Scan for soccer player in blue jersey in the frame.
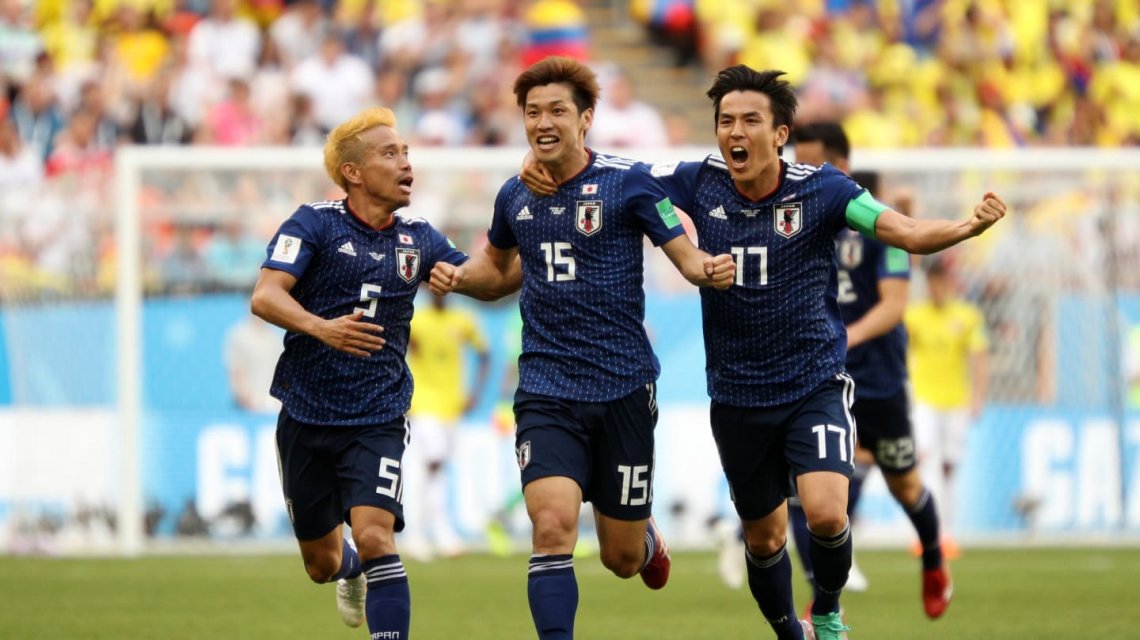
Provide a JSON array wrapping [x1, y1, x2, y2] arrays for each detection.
[[791, 122, 951, 620], [430, 56, 736, 640], [251, 107, 499, 639], [517, 67, 1005, 639], [646, 67, 1003, 640]]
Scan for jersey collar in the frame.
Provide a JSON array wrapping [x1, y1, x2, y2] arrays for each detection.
[[732, 159, 786, 204]]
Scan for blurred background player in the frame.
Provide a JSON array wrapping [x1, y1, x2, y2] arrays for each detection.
[[430, 56, 735, 640], [404, 286, 490, 559], [793, 121, 952, 619], [222, 311, 283, 413], [251, 107, 470, 638], [905, 257, 990, 559]]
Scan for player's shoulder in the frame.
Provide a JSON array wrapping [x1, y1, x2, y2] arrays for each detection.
[[785, 161, 827, 184], [592, 151, 641, 172], [301, 199, 347, 214]]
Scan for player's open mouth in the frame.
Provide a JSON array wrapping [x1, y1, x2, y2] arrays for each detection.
[[536, 135, 560, 151], [398, 176, 414, 194], [729, 145, 749, 169]]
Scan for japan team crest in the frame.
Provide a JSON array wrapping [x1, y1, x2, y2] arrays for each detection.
[[838, 236, 863, 268], [516, 441, 531, 470], [576, 200, 603, 236], [395, 247, 420, 283], [774, 202, 802, 238]]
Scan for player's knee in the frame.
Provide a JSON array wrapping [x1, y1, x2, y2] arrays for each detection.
[[806, 511, 848, 537], [303, 554, 340, 584], [530, 508, 576, 552], [355, 525, 398, 561], [599, 545, 643, 579], [743, 532, 787, 558]]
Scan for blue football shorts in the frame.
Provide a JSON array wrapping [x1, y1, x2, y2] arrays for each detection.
[[513, 383, 658, 521], [710, 374, 856, 520], [852, 388, 917, 474], [276, 411, 409, 541]]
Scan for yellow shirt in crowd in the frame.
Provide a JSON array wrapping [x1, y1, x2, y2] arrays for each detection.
[[407, 305, 487, 422], [905, 300, 988, 410]]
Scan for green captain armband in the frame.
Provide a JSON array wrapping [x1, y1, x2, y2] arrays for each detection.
[[845, 191, 889, 238]]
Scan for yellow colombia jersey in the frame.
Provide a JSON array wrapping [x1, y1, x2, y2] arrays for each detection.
[[407, 305, 487, 421], [905, 300, 988, 410]]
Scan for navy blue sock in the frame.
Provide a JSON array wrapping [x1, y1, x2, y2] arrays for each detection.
[[363, 555, 410, 639], [528, 554, 577, 640], [745, 544, 804, 640], [788, 502, 816, 598], [809, 520, 852, 617], [331, 538, 362, 581], [906, 488, 944, 571]]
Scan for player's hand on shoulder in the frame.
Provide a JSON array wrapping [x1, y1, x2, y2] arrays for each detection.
[[318, 310, 385, 357], [519, 151, 558, 196], [429, 262, 462, 296], [704, 253, 736, 290], [970, 191, 1007, 236]]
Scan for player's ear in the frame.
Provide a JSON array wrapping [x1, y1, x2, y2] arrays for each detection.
[[340, 162, 361, 187], [580, 107, 593, 134], [775, 124, 789, 148]]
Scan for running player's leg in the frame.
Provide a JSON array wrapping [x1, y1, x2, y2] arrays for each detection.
[[342, 416, 414, 638], [588, 383, 669, 587], [712, 400, 807, 640], [787, 376, 856, 636], [277, 412, 367, 627], [515, 392, 590, 640]]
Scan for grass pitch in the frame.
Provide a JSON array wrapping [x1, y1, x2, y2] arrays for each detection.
[[2, 547, 1137, 639]]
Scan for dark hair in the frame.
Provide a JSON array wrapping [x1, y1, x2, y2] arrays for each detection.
[[513, 56, 600, 115], [794, 122, 850, 161], [706, 66, 797, 129], [849, 170, 880, 195]]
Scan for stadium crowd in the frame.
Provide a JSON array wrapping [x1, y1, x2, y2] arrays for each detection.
[[0, 0, 1137, 302]]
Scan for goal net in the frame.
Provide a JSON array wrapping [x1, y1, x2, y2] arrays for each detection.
[[1, 145, 1137, 555]]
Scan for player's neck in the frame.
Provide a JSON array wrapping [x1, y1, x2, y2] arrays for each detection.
[[346, 193, 396, 230], [545, 147, 591, 185], [734, 158, 782, 201]]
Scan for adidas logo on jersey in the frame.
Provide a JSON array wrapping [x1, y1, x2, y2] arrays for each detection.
[[709, 205, 727, 219], [517, 206, 533, 220], [338, 241, 357, 256]]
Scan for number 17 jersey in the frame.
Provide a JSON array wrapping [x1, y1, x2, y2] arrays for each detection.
[[654, 157, 865, 408], [487, 151, 686, 403]]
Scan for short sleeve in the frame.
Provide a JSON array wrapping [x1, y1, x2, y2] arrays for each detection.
[[878, 245, 911, 280], [625, 163, 687, 247], [424, 224, 469, 276], [648, 159, 703, 213], [819, 166, 869, 234], [262, 205, 323, 279], [487, 179, 520, 250]]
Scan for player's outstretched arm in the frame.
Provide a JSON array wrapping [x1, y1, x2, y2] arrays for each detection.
[[251, 268, 385, 357], [430, 243, 522, 301], [874, 192, 1007, 255], [659, 235, 736, 290]]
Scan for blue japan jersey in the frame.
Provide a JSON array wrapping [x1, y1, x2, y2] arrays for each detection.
[[262, 199, 467, 426], [653, 158, 865, 407], [836, 228, 910, 400], [488, 151, 686, 402]]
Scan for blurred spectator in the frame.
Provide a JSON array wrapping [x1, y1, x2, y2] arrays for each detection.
[[204, 219, 265, 291], [108, 4, 170, 91], [37, 0, 98, 83], [374, 65, 417, 133], [9, 74, 65, 161], [128, 72, 193, 145], [378, 0, 456, 72], [588, 68, 668, 148], [0, 116, 41, 190], [45, 107, 113, 178], [290, 31, 373, 132], [335, 0, 381, 67], [662, 108, 692, 146], [0, 0, 43, 94], [223, 312, 283, 413], [187, 0, 262, 81], [411, 65, 466, 146], [268, 0, 328, 69], [75, 79, 121, 151], [201, 76, 262, 145], [159, 225, 208, 295], [631, 0, 698, 68]]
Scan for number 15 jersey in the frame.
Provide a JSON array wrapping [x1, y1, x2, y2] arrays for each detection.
[[488, 151, 686, 403]]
